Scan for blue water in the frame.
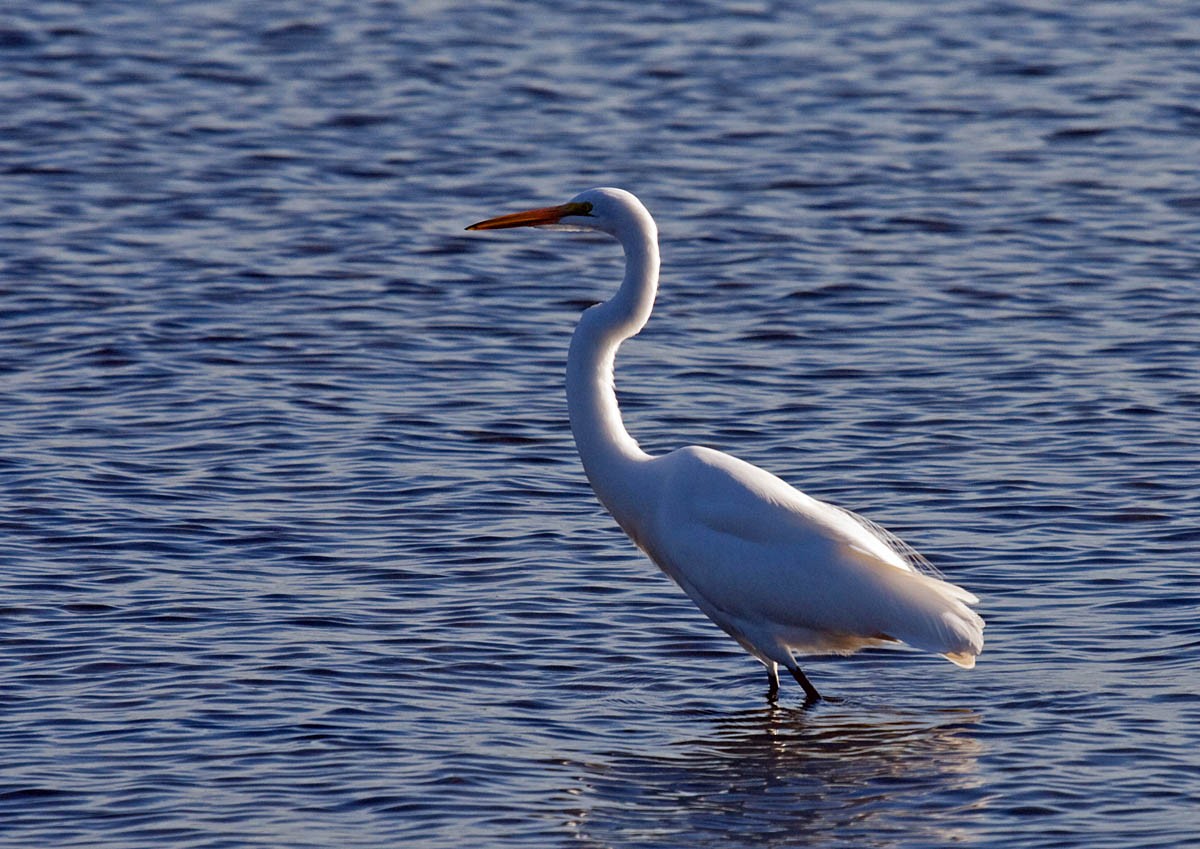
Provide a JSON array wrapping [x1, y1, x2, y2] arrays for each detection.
[[3, 2, 1199, 847]]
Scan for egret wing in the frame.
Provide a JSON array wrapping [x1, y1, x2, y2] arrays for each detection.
[[642, 446, 983, 661]]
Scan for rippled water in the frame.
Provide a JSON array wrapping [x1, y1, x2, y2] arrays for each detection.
[[3, 2, 1199, 847]]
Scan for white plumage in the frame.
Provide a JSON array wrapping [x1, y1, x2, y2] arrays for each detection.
[[469, 187, 984, 702]]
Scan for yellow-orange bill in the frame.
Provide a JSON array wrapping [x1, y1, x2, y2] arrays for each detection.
[[466, 201, 591, 231]]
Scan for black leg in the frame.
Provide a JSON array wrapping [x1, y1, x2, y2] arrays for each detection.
[[789, 666, 821, 704], [766, 663, 780, 702]]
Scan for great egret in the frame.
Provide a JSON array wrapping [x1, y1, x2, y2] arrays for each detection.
[[467, 187, 983, 703]]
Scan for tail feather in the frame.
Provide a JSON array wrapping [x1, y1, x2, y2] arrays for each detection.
[[835, 506, 983, 665], [847, 548, 985, 665], [944, 650, 976, 669], [894, 572, 985, 664]]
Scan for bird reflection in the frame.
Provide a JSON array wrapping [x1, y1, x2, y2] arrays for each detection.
[[562, 701, 985, 846]]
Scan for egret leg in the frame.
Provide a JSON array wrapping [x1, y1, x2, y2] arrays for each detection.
[[766, 662, 780, 702], [789, 666, 822, 704]]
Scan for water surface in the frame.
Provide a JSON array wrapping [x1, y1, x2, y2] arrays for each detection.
[[2, 2, 1199, 847]]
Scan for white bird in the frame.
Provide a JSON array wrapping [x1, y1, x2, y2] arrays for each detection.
[[467, 187, 983, 703]]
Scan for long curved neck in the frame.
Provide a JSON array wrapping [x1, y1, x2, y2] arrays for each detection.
[[566, 217, 659, 523]]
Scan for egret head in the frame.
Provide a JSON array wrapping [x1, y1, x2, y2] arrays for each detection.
[[467, 187, 653, 238]]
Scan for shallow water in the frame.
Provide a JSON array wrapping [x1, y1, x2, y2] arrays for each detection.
[[2, 1, 1199, 847]]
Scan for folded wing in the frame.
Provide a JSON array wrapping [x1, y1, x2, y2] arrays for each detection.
[[640, 446, 984, 665]]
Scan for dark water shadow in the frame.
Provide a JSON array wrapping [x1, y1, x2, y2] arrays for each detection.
[[561, 700, 985, 848]]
